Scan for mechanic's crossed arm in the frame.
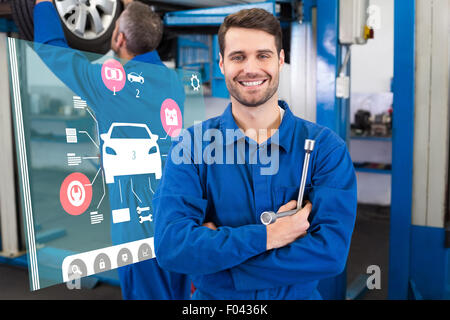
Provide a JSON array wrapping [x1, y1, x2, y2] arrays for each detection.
[[203, 200, 312, 251]]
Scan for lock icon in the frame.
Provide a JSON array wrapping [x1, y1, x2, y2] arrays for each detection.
[[99, 258, 105, 269]]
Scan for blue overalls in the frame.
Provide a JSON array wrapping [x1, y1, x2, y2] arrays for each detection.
[[34, 2, 191, 299], [153, 101, 357, 299]]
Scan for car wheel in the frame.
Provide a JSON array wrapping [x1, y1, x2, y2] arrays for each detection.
[[53, 0, 123, 54], [11, 0, 123, 54]]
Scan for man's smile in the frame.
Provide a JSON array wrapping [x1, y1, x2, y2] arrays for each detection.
[[237, 78, 268, 89]]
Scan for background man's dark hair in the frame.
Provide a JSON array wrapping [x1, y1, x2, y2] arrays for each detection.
[[119, 1, 163, 55], [218, 8, 283, 57]]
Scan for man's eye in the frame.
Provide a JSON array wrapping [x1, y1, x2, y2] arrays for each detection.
[[231, 56, 244, 61], [259, 54, 270, 59]]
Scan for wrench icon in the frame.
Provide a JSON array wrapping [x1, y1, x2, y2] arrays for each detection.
[[136, 206, 150, 215], [139, 214, 153, 224]]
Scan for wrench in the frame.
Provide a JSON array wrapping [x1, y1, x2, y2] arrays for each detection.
[[260, 139, 315, 225], [139, 214, 153, 224], [136, 206, 150, 215]]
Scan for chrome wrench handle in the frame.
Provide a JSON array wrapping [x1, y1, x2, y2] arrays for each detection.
[[297, 139, 315, 210], [260, 139, 315, 225], [260, 209, 298, 225]]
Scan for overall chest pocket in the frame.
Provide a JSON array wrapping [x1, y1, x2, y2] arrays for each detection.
[[274, 185, 312, 212]]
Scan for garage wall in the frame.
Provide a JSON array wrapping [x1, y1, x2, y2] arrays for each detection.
[[349, 0, 394, 206], [350, 0, 394, 93]]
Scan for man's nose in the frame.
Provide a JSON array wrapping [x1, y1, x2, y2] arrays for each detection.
[[242, 57, 260, 76]]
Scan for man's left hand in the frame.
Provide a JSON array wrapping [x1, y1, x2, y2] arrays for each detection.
[[203, 222, 217, 230]]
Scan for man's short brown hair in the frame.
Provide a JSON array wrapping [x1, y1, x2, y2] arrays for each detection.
[[218, 8, 282, 57], [119, 2, 163, 55]]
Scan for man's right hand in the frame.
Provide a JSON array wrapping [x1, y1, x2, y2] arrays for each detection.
[[266, 200, 312, 250]]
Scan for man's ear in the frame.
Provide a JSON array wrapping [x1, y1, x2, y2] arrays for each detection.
[[117, 32, 126, 49], [219, 53, 224, 75], [279, 49, 285, 69]]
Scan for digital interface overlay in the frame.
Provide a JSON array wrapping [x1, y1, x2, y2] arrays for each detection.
[[7, 37, 205, 291]]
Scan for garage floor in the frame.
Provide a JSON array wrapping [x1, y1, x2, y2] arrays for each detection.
[[347, 204, 390, 300], [0, 204, 390, 300], [0, 263, 122, 300]]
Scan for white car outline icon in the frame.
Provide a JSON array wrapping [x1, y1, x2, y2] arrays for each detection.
[[100, 123, 162, 184], [127, 72, 144, 84]]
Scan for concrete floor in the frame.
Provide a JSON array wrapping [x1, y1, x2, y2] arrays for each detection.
[[0, 204, 389, 300]]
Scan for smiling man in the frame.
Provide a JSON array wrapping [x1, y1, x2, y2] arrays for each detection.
[[153, 8, 357, 300]]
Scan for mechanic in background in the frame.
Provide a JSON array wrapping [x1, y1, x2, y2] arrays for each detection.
[[34, 0, 190, 300]]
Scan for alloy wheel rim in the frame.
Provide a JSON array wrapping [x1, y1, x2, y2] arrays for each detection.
[[54, 0, 118, 40]]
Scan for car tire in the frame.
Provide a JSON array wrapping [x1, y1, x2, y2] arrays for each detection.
[[11, 0, 123, 54], [11, 0, 35, 41], [54, 0, 123, 54]]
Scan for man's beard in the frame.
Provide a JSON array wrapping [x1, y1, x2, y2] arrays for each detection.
[[226, 75, 279, 108]]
